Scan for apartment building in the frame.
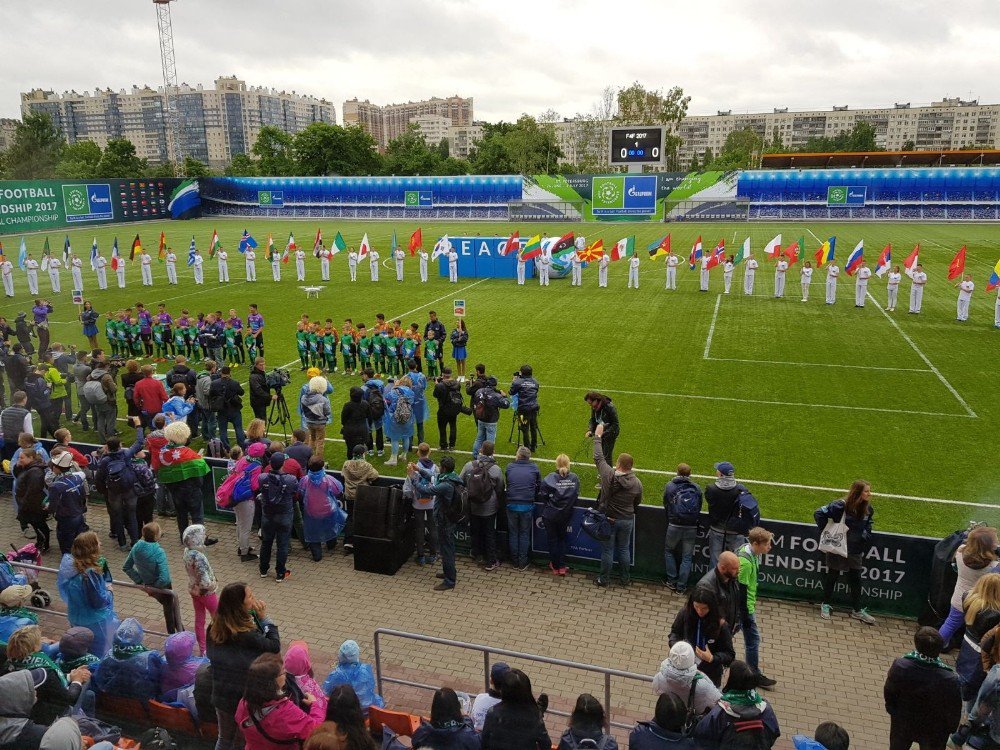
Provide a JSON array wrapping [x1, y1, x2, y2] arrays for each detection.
[[343, 96, 473, 149]]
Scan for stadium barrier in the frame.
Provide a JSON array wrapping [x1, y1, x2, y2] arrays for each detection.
[[54, 439, 938, 619]]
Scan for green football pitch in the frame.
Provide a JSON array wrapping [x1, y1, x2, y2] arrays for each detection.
[[5, 218, 1000, 538]]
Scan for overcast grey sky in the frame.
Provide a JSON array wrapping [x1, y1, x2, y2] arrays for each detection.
[[2, 0, 998, 122]]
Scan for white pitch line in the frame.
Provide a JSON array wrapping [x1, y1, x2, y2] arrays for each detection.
[[703, 294, 721, 359], [273, 431, 999, 510], [390, 278, 488, 320], [866, 291, 978, 417], [804, 228, 822, 244], [537, 384, 971, 419], [705, 356, 932, 373]]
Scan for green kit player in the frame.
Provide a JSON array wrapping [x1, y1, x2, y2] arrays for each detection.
[[224, 322, 239, 367], [424, 331, 440, 378], [295, 323, 309, 370]]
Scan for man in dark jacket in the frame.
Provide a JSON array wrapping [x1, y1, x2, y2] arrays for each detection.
[[248, 356, 272, 420], [510, 364, 540, 452], [410, 454, 464, 591], [72, 350, 93, 430], [460, 441, 504, 571], [662, 463, 703, 593], [432, 367, 463, 451], [504, 446, 540, 571], [94, 419, 145, 551], [695, 551, 742, 631], [470, 376, 509, 460], [5, 343, 30, 395], [884, 627, 962, 750], [166, 354, 200, 440], [593, 423, 642, 587], [1, 390, 32, 460], [195, 360, 219, 442], [258, 452, 299, 582], [705, 460, 746, 569], [585, 391, 619, 463], [209, 366, 246, 450], [423, 311, 446, 351]]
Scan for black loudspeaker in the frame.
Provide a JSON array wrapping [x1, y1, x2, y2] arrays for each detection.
[[353, 484, 408, 540], [353, 531, 414, 575]]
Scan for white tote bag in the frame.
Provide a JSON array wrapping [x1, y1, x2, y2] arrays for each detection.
[[818, 514, 850, 557]]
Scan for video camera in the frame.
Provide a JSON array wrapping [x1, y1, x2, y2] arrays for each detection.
[[265, 367, 292, 390]]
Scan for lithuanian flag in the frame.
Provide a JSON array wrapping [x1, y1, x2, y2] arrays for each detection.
[[519, 235, 542, 261]]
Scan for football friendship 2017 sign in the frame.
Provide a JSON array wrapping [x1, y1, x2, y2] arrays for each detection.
[[591, 175, 658, 216], [62, 184, 113, 222], [827, 185, 868, 206], [405, 190, 434, 208], [258, 190, 284, 207]]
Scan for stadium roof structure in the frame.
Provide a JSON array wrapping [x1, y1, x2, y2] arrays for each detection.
[[761, 149, 1000, 169]]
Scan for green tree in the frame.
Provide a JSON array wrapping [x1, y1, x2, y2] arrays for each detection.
[[901, 139, 916, 151], [436, 138, 450, 159], [147, 161, 177, 178], [292, 122, 381, 176], [469, 122, 516, 174], [381, 126, 444, 175], [707, 128, 763, 171], [798, 121, 882, 153], [225, 153, 259, 176], [615, 82, 690, 170], [764, 132, 785, 154], [252, 126, 295, 176], [688, 153, 700, 172], [97, 138, 147, 177], [181, 156, 212, 177], [2, 112, 65, 179], [847, 121, 879, 151], [55, 141, 103, 179]]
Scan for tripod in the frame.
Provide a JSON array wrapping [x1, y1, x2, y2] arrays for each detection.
[[268, 388, 293, 442], [508, 409, 545, 449]]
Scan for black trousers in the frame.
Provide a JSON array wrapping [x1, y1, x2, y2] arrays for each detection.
[[517, 408, 539, 450], [437, 411, 457, 449], [822, 568, 862, 610]]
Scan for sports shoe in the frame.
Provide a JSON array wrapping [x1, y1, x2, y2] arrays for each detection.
[[259, 571, 269, 578], [819, 603, 832, 620], [485, 561, 501, 572], [416, 556, 425, 566], [557, 567, 568, 576], [435, 572, 445, 579], [756, 674, 777, 689], [951, 724, 972, 747], [426, 555, 438, 565], [433, 582, 454, 591], [276, 571, 290, 582], [384, 456, 397, 466], [594, 577, 608, 588], [205, 537, 219, 546], [240, 553, 258, 562], [851, 608, 876, 625], [518, 564, 530, 572]]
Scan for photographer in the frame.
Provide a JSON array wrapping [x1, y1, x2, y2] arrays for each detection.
[[510, 364, 540, 452], [249, 356, 274, 420], [31, 299, 53, 355], [432, 367, 464, 451], [209, 366, 246, 450], [470, 376, 510, 460], [584, 391, 620, 463]]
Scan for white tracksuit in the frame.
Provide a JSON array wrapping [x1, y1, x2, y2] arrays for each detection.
[[666, 255, 678, 289], [217, 250, 229, 282], [801, 267, 814, 300], [855, 267, 871, 306], [909, 272, 927, 313], [957, 280, 974, 321], [394, 250, 405, 281], [71, 258, 84, 291], [419, 251, 429, 282], [245, 250, 256, 281], [629, 256, 641, 288], [886, 272, 901, 310], [774, 261, 787, 297], [141, 255, 153, 286], [825, 265, 839, 304], [599, 255, 609, 288], [165, 253, 177, 284], [294, 250, 306, 281], [369, 251, 380, 281], [744, 258, 758, 295]]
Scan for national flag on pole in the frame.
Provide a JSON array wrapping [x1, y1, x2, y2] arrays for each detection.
[[986, 258, 1000, 292], [648, 234, 670, 259], [784, 237, 803, 266], [845, 241, 864, 276], [947, 245, 967, 280], [90, 238, 98, 270], [409, 228, 423, 256], [186, 236, 196, 266], [238, 230, 257, 255], [391, 230, 398, 255], [814, 237, 835, 268], [764, 234, 782, 259], [157, 231, 166, 261], [41, 237, 51, 271], [875, 244, 892, 278], [688, 236, 703, 270], [579, 238, 604, 262], [267, 234, 276, 262], [0, 240, 5, 264], [500, 231, 519, 257], [358, 233, 372, 261], [903, 245, 920, 277], [283, 233, 295, 263], [312, 228, 323, 258], [63, 235, 71, 263], [332, 231, 347, 255], [18, 238, 27, 270], [110, 237, 120, 271], [130, 234, 141, 261], [610, 236, 635, 261], [519, 235, 542, 261], [733, 237, 750, 265], [706, 239, 725, 270], [549, 232, 575, 259], [208, 229, 221, 258]]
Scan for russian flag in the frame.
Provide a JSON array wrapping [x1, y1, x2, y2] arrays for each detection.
[[875, 243, 892, 278], [90, 237, 98, 270], [845, 241, 864, 276], [987, 258, 1000, 293], [688, 236, 703, 270]]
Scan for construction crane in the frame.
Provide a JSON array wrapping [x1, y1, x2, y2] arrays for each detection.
[[153, 0, 182, 165]]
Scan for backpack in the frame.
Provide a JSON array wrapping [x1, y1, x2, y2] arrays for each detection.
[[123, 384, 135, 404], [207, 383, 226, 413], [447, 387, 464, 410], [366, 386, 385, 420], [217, 462, 259, 509], [667, 482, 702, 524], [729, 488, 761, 535], [392, 389, 412, 425], [564, 734, 609, 750], [259, 472, 296, 512], [719, 715, 771, 750], [132, 461, 157, 497], [82, 379, 108, 405], [102, 456, 136, 495], [440, 477, 469, 524], [205, 438, 225, 459], [472, 388, 499, 423], [465, 460, 494, 506]]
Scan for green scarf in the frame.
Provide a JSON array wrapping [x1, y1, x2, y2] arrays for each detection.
[[10, 651, 68, 686], [721, 689, 764, 708], [59, 653, 100, 672], [903, 650, 954, 671], [0, 606, 38, 623], [112, 642, 150, 659]]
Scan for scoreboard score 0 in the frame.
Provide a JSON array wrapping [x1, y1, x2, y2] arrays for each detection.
[[609, 126, 665, 165]]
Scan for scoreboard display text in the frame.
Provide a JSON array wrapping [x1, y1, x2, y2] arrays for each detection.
[[609, 127, 665, 164]]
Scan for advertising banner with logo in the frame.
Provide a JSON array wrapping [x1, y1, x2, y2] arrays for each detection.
[[827, 185, 868, 206], [0, 178, 196, 234], [592, 175, 658, 216]]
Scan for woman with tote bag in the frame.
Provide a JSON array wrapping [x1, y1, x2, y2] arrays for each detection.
[[814, 480, 876, 625]]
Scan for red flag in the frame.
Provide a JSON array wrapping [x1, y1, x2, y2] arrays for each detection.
[[947, 245, 967, 280], [501, 231, 519, 256], [903, 244, 920, 277], [312, 228, 323, 257], [706, 239, 725, 270], [408, 228, 422, 257], [784, 242, 800, 266]]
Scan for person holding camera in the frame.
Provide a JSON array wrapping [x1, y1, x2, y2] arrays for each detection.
[[510, 365, 540, 452], [471, 377, 510, 460], [209, 366, 246, 451], [249, 357, 274, 421], [432, 367, 464, 451]]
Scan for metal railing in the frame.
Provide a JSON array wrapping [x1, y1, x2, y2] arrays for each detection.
[[373, 628, 652, 732], [9, 560, 182, 639]]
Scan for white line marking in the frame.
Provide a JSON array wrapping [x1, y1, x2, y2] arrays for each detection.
[[705, 356, 932, 373], [703, 294, 721, 359], [538, 383, 971, 418], [274, 430, 998, 510], [390, 278, 488, 320], [866, 291, 978, 417], [805, 228, 822, 244]]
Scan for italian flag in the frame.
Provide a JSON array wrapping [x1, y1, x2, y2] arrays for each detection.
[[157, 444, 210, 484], [358, 233, 371, 261], [733, 237, 750, 265], [282, 232, 295, 263], [267, 234, 276, 262], [209, 229, 221, 258], [332, 231, 347, 255], [610, 236, 635, 262]]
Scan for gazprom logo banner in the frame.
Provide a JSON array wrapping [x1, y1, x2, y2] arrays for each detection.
[[592, 175, 657, 216], [827, 185, 867, 206], [258, 190, 283, 207], [63, 183, 113, 222]]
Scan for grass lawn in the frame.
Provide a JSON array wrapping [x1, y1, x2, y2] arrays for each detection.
[[6, 218, 1000, 538]]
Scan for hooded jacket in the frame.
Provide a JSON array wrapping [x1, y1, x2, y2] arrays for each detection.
[[284, 643, 327, 714], [651, 658, 722, 718], [235, 692, 326, 750], [504, 458, 540, 507], [160, 631, 207, 700], [40, 717, 82, 750], [300, 391, 332, 427], [593, 436, 642, 520], [340, 458, 379, 501], [182, 525, 217, 597], [628, 721, 698, 749], [540, 470, 580, 523], [433, 378, 465, 418], [412, 717, 481, 749], [122, 539, 171, 588], [56, 554, 118, 656], [883, 653, 962, 740], [0, 670, 47, 749], [165, 363, 197, 392], [93, 618, 163, 702], [320, 640, 384, 716], [693, 694, 780, 748]]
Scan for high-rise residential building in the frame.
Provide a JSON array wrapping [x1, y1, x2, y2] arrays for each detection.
[[447, 124, 484, 159], [0, 118, 19, 152], [410, 114, 452, 146], [343, 96, 473, 149], [20, 76, 334, 168]]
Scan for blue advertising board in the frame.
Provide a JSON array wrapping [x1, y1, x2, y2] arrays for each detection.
[[435, 236, 529, 279], [592, 175, 658, 216]]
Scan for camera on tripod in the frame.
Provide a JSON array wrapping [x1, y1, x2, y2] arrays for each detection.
[[265, 367, 291, 390]]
